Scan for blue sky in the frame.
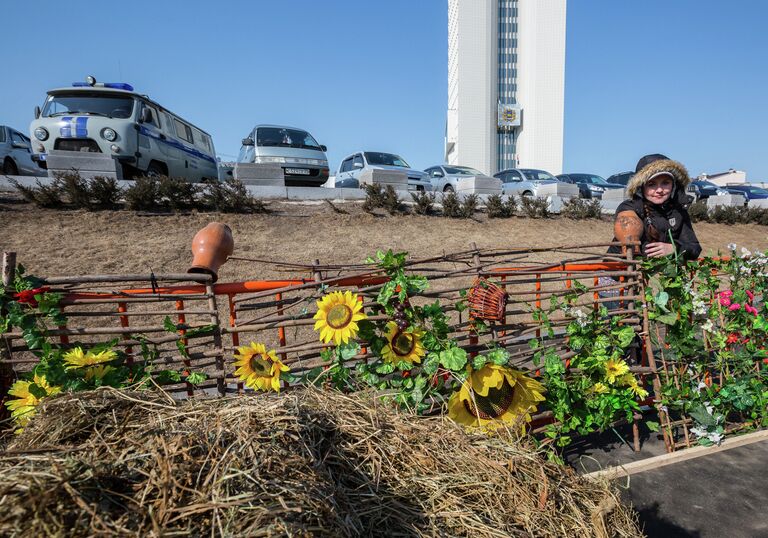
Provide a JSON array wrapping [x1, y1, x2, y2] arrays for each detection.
[[2, 1, 766, 179]]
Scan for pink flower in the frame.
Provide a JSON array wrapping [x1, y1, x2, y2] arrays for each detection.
[[746, 290, 755, 301], [719, 290, 733, 298], [745, 305, 758, 316], [719, 296, 732, 307], [728, 303, 742, 311]]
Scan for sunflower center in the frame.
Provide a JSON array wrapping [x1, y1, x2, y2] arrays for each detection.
[[392, 331, 416, 356], [464, 379, 516, 420], [327, 304, 353, 329], [249, 356, 272, 376]]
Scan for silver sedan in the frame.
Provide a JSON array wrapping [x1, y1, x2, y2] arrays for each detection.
[[424, 165, 494, 193], [493, 168, 562, 197]]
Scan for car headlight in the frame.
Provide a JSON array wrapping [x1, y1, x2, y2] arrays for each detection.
[[101, 128, 117, 142], [34, 127, 49, 141], [255, 156, 286, 164], [591, 186, 605, 192], [716, 189, 728, 195]]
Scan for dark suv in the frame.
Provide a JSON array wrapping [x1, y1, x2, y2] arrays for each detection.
[[557, 173, 624, 199], [606, 171, 634, 186]]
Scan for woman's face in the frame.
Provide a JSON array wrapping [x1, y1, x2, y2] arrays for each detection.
[[643, 175, 674, 205]]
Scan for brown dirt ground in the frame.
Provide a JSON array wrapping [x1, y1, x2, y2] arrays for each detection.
[[0, 196, 764, 281]]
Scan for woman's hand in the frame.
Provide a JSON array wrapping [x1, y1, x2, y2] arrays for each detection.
[[644, 242, 675, 257]]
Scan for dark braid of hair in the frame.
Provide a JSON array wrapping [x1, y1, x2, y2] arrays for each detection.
[[643, 199, 661, 242]]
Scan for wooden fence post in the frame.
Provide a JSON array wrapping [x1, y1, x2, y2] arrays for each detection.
[[2, 252, 16, 288]]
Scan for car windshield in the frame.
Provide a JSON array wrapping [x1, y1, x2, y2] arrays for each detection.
[[698, 181, 718, 188], [572, 174, 609, 185], [365, 152, 410, 167], [42, 92, 135, 118], [256, 127, 321, 150], [443, 166, 482, 176], [520, 169, 557, 182], [742, 186, 768, 195]]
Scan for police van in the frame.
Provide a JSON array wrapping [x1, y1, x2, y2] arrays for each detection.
[[29, 76, 217, 181]]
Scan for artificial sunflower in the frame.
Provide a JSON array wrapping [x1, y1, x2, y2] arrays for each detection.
[[620, 374, 649, 398], [63, 347, 117, 370], [448, 364, 545, 433], [233, 342, 289, 392], [604, 358, 629, 384], [84, 365, 115, 382], [381, 321, 426, 365], [313, 290, 367, 345], [590, 382, 609, 395], [5, 374, 61, 431]]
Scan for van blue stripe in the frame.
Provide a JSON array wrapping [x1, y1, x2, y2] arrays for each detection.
[[75, 117, 88, 137], [60, 117, 72, 137], [138, 125, 216, 165]]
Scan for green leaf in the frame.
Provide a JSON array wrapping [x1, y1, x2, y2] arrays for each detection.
[[472, 354, 488, 370], [422, 353, 440, 375], [28, 382, 49, 399], [439, 346, 468, 371], [486, 347, 509, 365], [338, 342, 360, 361], [185, 371, 207, 385], [655, 312, 679, 326], [645, 420, 660, 432], [375, 362, 395, 375], [163, 316, 177, 332], [654, 291, 669, 309], [156, 370, 182, 384]]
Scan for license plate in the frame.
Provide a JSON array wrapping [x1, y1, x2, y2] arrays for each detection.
[[285, 168, 310, 175]]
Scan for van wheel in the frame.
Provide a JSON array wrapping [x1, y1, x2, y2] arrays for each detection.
[[3, 159, 18, 175], [522, 191, 533, 198], [146, 161, 167, 178], [443, 185, 454, 193]]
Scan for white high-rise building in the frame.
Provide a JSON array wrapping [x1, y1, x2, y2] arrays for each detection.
[[446, 0, 567, 176]]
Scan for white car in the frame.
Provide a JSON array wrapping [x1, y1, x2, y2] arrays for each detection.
[[424, 165, 494, 193], [334, 151, 431, 191], [1, 125, 40, 175]]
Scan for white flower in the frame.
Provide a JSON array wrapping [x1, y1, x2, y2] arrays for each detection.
[[728, 243, 737, 251], [741, 247, 752, 258], [696, 381, 707, 392], [704, 402, 714, 415], [701, 319, 715, 333]]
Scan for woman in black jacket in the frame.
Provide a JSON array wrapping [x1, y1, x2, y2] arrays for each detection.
[[608, 154, 702, 260]]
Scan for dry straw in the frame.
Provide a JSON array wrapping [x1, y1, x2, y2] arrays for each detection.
[[0, 388, 641, 537]]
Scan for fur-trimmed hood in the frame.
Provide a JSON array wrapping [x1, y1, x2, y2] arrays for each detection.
[[626, 158, 690, 198]]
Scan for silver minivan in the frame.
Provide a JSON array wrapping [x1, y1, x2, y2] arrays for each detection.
[[237, 125, 329, 186]]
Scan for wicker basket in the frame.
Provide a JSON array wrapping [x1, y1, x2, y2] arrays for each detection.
[[467, 278, 508, 321]]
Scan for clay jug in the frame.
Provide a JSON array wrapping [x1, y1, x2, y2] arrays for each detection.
[[188, 223, 234, 282], [614, 211, 643, 255]]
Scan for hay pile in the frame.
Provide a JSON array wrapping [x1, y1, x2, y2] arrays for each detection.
[[0, 388, 642, 537]]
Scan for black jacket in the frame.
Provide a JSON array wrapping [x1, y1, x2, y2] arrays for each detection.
[[608, 190, 702, 260]]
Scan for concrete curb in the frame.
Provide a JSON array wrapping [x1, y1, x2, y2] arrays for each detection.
[[585, 428, 768, 480]]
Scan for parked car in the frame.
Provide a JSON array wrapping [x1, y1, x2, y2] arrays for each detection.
[[493, 167, 562, 197], [606, 171, 635, 187], [238, 125, 329, 186], [686, 180, 729, 201], [724, 184, 768, 204], [334, 151, 431, 191], [424, 165, 492, 193], [556, 173, 624, 199], [1, 125, 39, 175]]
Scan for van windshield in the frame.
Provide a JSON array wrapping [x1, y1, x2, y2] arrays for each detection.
[[364, 152, 410, 167], [43, 92, 135, 119], [257, 127, 321, 150]]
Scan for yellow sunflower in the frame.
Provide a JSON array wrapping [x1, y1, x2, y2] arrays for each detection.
[[62, 347, 117, 370], [313, 290, 367, 345], [620, 374, 649, 398], [381, 321, 426, 365], [448, 364, 545, 433], [604, 358, 630, 384], [590, 382, 609, 395], [233, 342, 289, 392], [84, 365, 115, 382], [5, 374, 61, 431]]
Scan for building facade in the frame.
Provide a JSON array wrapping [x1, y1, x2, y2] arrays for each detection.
[[446, 0, 567, 176]]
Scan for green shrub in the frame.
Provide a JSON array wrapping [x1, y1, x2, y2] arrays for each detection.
[[124, 176, 161, 211], [559, 197, 602, 219], [460, 194, 479, 218], [519, 196, 551, 218], [53, 170, 91, 209], [410, 190, 436, 215], [89, 176, 122, 208], [687, 201, 709, 222], [708, 205, 744, 225], [362, 184, 403, 214], [9, 178, 63, 208], [486, 194, 517, 218], [158, 176, 199, 211], [441, 191, 462, 218], [200, 179, 268, 213]]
